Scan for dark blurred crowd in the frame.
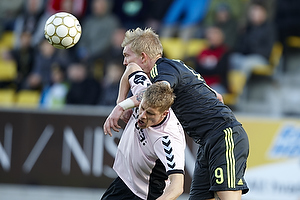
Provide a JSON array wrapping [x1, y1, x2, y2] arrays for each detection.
[[0, 0, 299, 108]]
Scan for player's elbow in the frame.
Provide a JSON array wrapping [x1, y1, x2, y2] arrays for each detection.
[[171, 186, 184, 200], [177, 187, 184, 197], [178, 184, 184, 195], [171, 174, 184, 197]]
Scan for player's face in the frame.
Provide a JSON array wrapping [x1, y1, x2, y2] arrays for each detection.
[[137, 99, 168, 129], [123, 45, 143, 68]]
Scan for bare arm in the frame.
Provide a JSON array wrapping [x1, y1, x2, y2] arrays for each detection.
[[157, 174, 184, 200], [117, 63, 142, 103], [103, 63, 145, 136]]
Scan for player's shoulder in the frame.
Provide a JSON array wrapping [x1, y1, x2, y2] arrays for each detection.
[[157, 57, 174, 66], [156, 58, 185, 71], [128, 70, 149, 83], [127, 63, 143, 73], [128, 63, 147, 80], [161, 110, 184, 135], [152, 58, 178, 75], [128, 68, 151, 94]]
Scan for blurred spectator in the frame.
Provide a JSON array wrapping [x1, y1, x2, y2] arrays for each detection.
[[98, 60, 124, 106], [91, 28, 126, 81], [40, 65, 69, 108], [204, 0, 245, 26], [46, 0, 88, 20], [229, 1, 276, 78], [76, 0, 120, 74], [13, 0, 48, 49], [145, 0, 173, 33], [112, 0, 148, 30], [208, 2, 239, 49], [0, 0, 23, 37], [160, 0, 210, 41], [186, 26, 230, 94], [25, 39, 71, 90], [2, 31, 35, 90], [275, 0, 300, 45], [66, 62, 101, 105], [103, 28, 126, 66], [258, 0, 276, 20]]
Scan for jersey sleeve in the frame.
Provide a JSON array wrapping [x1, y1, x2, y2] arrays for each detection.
[[128, 71, 152, 95], [150, 61, 180, 88], [153, 135, 185, 175]]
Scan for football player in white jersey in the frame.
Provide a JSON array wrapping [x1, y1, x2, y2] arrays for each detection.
[[101, 63, 186, 200]]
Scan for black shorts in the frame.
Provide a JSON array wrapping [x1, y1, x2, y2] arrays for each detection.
[[189, 125, 250, 200], [101, 177, 142, 200]]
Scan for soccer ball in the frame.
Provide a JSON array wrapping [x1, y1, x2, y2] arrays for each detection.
[[44, 12, 81, 49]]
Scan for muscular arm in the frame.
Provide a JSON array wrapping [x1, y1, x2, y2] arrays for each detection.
[[117, 63, 142, 103], [103, 63, 146, 136], [157, 173, 184, 200]]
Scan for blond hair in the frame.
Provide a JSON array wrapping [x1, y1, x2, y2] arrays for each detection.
[[143, 82, 175, 113], [121, 27, 163, 59]]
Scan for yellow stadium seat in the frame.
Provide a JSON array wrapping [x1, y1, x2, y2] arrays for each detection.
[[161, 37, 208, 60], [0, 89, 15, 106], [0, 31, 15, 49], [252, 42, 283, 76], [223, 70, 247, 106], [161, 38, 186, 59], [0, 60, 17, 81], [223, 42, 282, 106], [185, 39, 208, 57], [286, 36, 300, 48], [15, 90, 41, 108]]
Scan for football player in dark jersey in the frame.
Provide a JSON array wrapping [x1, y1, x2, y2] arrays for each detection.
[[103, 28, 249, 200]]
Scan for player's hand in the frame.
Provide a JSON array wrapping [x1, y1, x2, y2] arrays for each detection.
[[103, 105, 124, 136], [120, 109, 133, 124]]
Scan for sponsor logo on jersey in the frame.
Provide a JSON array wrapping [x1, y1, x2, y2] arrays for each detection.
[[134, 74, 147, 85]]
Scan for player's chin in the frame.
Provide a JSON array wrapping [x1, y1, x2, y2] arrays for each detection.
[[137, 120, 146, 129]]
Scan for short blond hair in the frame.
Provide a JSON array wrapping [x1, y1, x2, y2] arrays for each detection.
[[143, 82, 175, 113], [121, 27, 163, 59]]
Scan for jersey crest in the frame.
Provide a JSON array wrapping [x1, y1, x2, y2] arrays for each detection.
[[134, 74, 147, 85]]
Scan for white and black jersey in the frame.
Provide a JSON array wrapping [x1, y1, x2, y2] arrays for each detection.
[[113, 71, 186, 200]]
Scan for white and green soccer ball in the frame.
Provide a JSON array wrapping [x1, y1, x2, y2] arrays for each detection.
[[44, 12, 81, 49]]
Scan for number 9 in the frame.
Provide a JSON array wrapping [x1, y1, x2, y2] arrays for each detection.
[[215, 167, 224, 184]]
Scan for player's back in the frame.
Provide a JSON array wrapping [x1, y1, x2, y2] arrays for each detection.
[[150, 57, 241, 141]]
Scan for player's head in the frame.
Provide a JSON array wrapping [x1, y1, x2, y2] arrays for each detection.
[[137, 82, 175, 129], [205, 26, 224, 47], [122, 27, 163, 59], [122, 28, 163, 74]]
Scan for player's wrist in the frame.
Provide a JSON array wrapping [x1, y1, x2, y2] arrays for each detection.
[[118, 98, 135, 110]]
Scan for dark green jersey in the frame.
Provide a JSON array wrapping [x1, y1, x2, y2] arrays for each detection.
[[150, 58, 241, 141]]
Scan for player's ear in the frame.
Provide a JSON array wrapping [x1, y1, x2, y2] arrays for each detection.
[[162, 110, 169, 118], [141, 52, 148, 63]]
